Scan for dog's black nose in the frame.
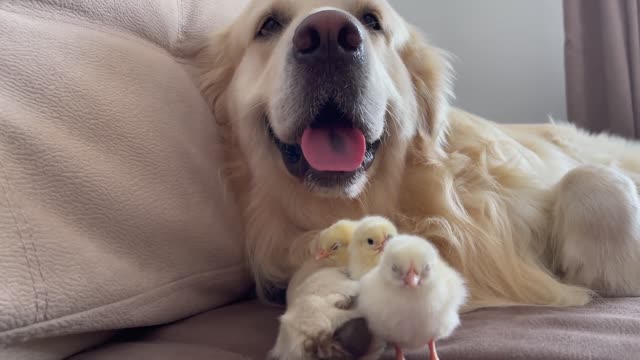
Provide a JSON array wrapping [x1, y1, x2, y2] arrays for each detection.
[[293, 10, 363, 63]]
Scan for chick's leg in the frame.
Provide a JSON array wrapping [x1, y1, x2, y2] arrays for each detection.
[[428, 339, 440, 360], [394, 344, 405, 360]]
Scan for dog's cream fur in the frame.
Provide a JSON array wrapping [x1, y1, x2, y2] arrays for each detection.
[[268, 263, 364, 359], [197, 0, 640, 316]]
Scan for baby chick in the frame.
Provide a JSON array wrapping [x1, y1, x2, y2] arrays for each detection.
[[358, 234, 468, 360], [314, 219, 359, 267], [287, 219, 357, 306], [348, 216, 398, 280]]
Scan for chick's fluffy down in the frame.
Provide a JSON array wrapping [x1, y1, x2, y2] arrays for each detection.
[[358, 236, 468, 350]]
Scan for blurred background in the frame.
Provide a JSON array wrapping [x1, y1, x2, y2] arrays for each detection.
[[392, 0, 639, 141], [393, 0, 565, 124]]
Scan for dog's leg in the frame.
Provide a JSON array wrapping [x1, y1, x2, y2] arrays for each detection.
[[552, 165, 640, 296], [270, 294, 366, 360], [269, 316, 314, 360]]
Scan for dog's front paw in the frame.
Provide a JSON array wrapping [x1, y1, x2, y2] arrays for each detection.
[[299, 317, 381, 360], [330, 293, 357, 310], [303, 330, 352, 360]]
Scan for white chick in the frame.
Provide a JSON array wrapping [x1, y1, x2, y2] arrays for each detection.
[[348, 216, 398, 280], [358, 234, 468, 360]]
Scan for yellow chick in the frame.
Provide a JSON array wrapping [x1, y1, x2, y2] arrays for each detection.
[[348, 216, 398, 280], [287, 219, 358, 305], [313, 219, 358, 267]]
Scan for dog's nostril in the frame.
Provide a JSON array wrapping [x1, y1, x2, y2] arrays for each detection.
[[306, 29, 321, 54], [294, 28, 321, 54], [293, 10, 366, 63], [338, 24, 362, 52]]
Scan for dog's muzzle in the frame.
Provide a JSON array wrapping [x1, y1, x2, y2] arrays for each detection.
[[268, 9, 383, 192]]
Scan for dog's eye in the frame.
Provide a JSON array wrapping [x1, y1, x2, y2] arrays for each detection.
[[362, 13, 382, 31], [257, 17, 282, 38]]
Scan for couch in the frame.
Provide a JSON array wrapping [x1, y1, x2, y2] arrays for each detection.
[[1, 1, 639, 359]]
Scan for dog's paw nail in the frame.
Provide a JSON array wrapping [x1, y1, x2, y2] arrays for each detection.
[[334, 300, 351, 310], [318, 330, 332, 343], [303, 338, 316, 352]]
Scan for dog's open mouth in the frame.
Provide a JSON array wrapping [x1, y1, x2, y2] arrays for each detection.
[[268, 100, 381, 188]]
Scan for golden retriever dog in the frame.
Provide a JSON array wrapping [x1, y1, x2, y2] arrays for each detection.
[[197, 0, 640, 357]]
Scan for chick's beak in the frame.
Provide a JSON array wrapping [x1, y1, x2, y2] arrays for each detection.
[[315, 249, 330, 260], [374, 237, 389, 252], [403, 266, 420, 288]]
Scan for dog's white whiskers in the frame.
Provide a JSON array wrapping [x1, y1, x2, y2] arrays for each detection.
[[247, 101, 267, 114], [385, 104, 405, 137]]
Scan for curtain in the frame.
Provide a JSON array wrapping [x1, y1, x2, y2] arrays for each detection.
[[564, 0, 640, 139]]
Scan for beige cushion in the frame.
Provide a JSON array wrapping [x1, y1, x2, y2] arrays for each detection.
[[69, 298, 640, 360], [0, 1, 249, 358]]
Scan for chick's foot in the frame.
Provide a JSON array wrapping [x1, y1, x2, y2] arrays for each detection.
[[429, 340, 440, 360], [394, 344, 405, 360]]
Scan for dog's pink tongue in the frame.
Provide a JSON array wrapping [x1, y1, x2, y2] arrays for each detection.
[[301, 127, 366, 172]]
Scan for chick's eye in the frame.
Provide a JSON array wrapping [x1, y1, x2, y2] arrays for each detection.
[[392, 265, 400, 273], [362, 13, 382, 31], [367, 238, 375, 245], [257, 17, 282, 38], [330, 243, 340, 251]]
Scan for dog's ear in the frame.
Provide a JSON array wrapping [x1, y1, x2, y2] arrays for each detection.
[[401, 27, 454, 150], [195, 28, 237, 112]]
